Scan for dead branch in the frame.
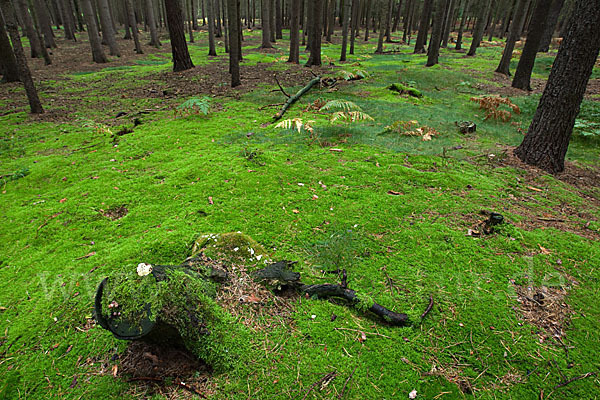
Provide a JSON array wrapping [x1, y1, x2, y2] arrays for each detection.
[[273, 76, 321, 121], [339, 366, 358, 399], [273, 75, 290, 98], [302, 371, 337, 400], [421, 295, 434, 319], [554, 372, 597, 389]]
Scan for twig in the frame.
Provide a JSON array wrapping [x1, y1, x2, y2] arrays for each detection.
[[302, 371, 336, 400], [538, 217, 565, 222], [36, 212, 63, 238], [274, 75, 290, 98], [554, 372, 597, 389], [421, 295, 434, 319], [334, 327, 391, 339], [339, 366, 358, 399], [175, 381, 207, 397], [340, 269, 347, 289], [258, 103, 285, 110], [126, 377, 163, 383]]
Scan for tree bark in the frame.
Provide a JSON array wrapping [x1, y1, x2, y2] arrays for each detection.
[[455, 0, 468, 50], [413, 0, 433, 53], [16, 0, 43, 58], [495, 0, 530, 75], [146, 0, 161, 47], [0, 9, 20, 82], [80, 0, 107, 62], [340, 0, 351, 60], [511, 0, 551, 90], [58, 0, 76, 39], [206, 0, 217, 55], [97, 0, 120, 56], [227, 0, 240, 86], [305, 0, 322, 66], [440, 0, 455, 47], [538, 0, 565, 52], [383, 0, 393, 42], [287, 0, 299, 63], [275, 0, 282, 38], [33, 0, 56, 48], [260, 0, 272, 47], [349, 0, 359, 53], [0, 0, 43, 113], [514, 0, 600, 174], [375, 0, 388, 53], [165, 0, 194, 71], [426, 0, 447, 66], [466, 0, 490, 56]]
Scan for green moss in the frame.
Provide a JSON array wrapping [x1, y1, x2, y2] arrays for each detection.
[[191, 232, 271, 266]]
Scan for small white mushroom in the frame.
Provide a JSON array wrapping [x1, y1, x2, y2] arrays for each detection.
[[137, 263, 153, 276]]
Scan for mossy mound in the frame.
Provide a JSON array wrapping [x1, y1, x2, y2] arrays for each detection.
[[387, 83, 424, 98], [191, 232, 271, 266]]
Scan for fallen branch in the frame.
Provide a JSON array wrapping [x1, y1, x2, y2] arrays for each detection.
[[421, 295, 434, 319], [554, 372, 597, 389], [273, 76, 321, 121], [274, 75, 290, 98], [339, 366, 358, 399]]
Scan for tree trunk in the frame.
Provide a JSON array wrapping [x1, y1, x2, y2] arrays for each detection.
[[340, 0, 351, 60], [383, 0, 393, 42], [227, 0, 240, 86], [222, 0, 229, 52], [146, 0, 161, 47], [260, 0, 272, 47], [192, 0, 199, 28], [511, 0, 551, 90], [0, 9, 21, 82], [80, 0, 107, 62], [402, 0, 412, 43], [269, 0, 275, 41], [374, 0, 388, 53], [127, 0, 143, 53], [58, 0, 76, 39], [275, 0, 282, 38], [33, 0, 56, 48], [426, 0, 446, 66], [495, 0, 530, 75], [165, 0, 194, 71], [287, 0, 299, 62], [538, 0, 564, 52], [305, 0, 322, 66], [16, 0, 43, 58], [413, 0, 433, 53], [349, 0, 359, 53], [466, 0, 490, 56], [514, 0, 600, 174], [455, 0, 468, 50], [0, 0, 43, 113], [440, 0, 455, 47], [97, 0, 120, 55], [391, 0, 403, 32], [364, 0, 371, 41], [206, 0, 217, 55]]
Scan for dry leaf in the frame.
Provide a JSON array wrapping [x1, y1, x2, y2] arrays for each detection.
[[538, 244, 551, 255], [112, 365, 118, 377], [387, 190, 403, 196], [527, 186, 543, 192], [75, 252, 96, 260], [292, 209, 300, 214], [59, 198, 67, 203]]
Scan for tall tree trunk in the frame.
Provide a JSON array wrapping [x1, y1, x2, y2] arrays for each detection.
[[0, 0, 43, 113], [514, 0, 600, 174], [349, 0, 358, 52], [413, 0, 433, 53], [455, 0, 468, 50], [364, 0, 371, 41], [97, 0, 120, 55], [192, 0, 199, 28], [374, 0, 388, 53], [440, 0, 454, 47], [402, 0, 412, 43], [306, 0, 322, 66], [511, 0, 551, 90], [340, 0, 351, 60], [383, 0, 393, 42], [186, 0, 195, 43], [207, 0, 217, 55], [216, 0, 223, 35], [326, 0, 334, 41], [16, 0, 43, 58], [0, 9, 21, 82], [495, 0, 530, 75], [165, 0, 194, 71], [466, 0, 490, 55], [426, 0, 446, 66], [33, 0, 56, 48], [275, 0, 282, 38], [391, 0, 403, 32], [126, 0, 143, 53], [269, 0, 275, 41], [80, 0, 107, 62], [145, 0, 161, 47], [287, 0, 299, 62], [58, 0, 76, 39], [538, 0, 565, 52], [222, 0, 229, 51], [260, 0, 272, 47], [227, 0, 240, 86]]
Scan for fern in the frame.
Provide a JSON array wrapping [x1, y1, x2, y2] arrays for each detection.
[[337, 69, 370, 81], [331, 111, 374, 123], [275, 118, 315, 134], [470, 96, 520, 121], [176, 97, 211, 116], [319, 100, 362, 112]]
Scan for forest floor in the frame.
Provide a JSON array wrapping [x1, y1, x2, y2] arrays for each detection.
[[1, 27, 600, 400]]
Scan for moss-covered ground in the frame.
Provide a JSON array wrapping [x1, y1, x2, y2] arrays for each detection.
[[1, 28, 599, 399]]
